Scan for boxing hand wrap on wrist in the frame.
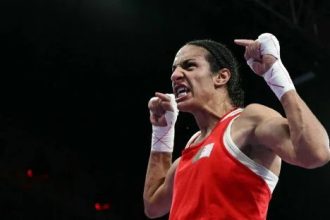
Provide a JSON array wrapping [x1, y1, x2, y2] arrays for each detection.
[[251, 33, 295, 100], [151, 94, 178, 152], [262, 60, 295, 100]]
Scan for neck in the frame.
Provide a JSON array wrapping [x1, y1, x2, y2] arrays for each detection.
[[193, 99, 234, 140]]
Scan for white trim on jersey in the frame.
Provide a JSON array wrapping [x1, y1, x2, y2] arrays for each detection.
[[223, 116, 279, 193], [220, 108, 244, 122], [186, 108, 244, 149]]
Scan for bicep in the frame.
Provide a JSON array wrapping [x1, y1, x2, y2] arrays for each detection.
[[254, 116, 299, 166]]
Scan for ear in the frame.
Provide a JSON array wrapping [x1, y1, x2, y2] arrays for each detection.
[[213, 68, 231, 87]]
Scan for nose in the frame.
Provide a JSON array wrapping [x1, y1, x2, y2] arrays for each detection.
[[171, 66, 184, 83]]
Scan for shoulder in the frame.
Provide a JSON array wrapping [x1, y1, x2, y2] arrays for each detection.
[[239, 103, 283, 123], [231, 104, 284, 144]]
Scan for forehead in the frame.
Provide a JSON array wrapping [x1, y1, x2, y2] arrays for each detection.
[[173, 44, 209, 64]]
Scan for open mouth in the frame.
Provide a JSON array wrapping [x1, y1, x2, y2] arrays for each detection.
[[175, 85, 190, 98]]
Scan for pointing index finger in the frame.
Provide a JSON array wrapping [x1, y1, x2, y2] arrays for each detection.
[[234, 39, 255, 47]]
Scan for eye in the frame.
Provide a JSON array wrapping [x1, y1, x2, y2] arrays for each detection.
[[182, 61, 196, 71]]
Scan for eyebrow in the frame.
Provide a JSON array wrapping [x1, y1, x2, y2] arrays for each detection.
[[172, 58, 195, 71]]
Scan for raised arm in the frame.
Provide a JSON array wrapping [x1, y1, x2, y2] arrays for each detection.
[[235, 33, 330, 168], [143, 92, 179, 218]]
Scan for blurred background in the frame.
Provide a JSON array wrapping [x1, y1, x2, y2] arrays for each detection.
[[1, 0, 330, 219]]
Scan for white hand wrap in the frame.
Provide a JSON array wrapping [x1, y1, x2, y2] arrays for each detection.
[[151, 94, 179, 152], [248, 33, 295, 100]]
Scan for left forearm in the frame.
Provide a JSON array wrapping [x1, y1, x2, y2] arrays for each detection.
[[281, 91, 330, 167]]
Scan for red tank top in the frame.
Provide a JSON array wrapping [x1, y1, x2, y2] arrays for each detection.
[[169, 108, 276, 220]]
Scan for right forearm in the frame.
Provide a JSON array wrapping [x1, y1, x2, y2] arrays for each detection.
[[143, 152, 173, 218], [144, 93, 178, 217], [144, 152, 172, 201], [145, 94, 177, 201]]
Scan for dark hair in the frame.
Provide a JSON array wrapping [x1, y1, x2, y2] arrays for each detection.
[[186, 39, 244, 107]]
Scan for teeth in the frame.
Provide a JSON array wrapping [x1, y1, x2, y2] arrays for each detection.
[[175, 86, 189, 98], [178, 92, 187, 98], [177, 87, 186, 94]]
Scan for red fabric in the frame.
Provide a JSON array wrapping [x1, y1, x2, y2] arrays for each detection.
[[169, 110, 271, 220]]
